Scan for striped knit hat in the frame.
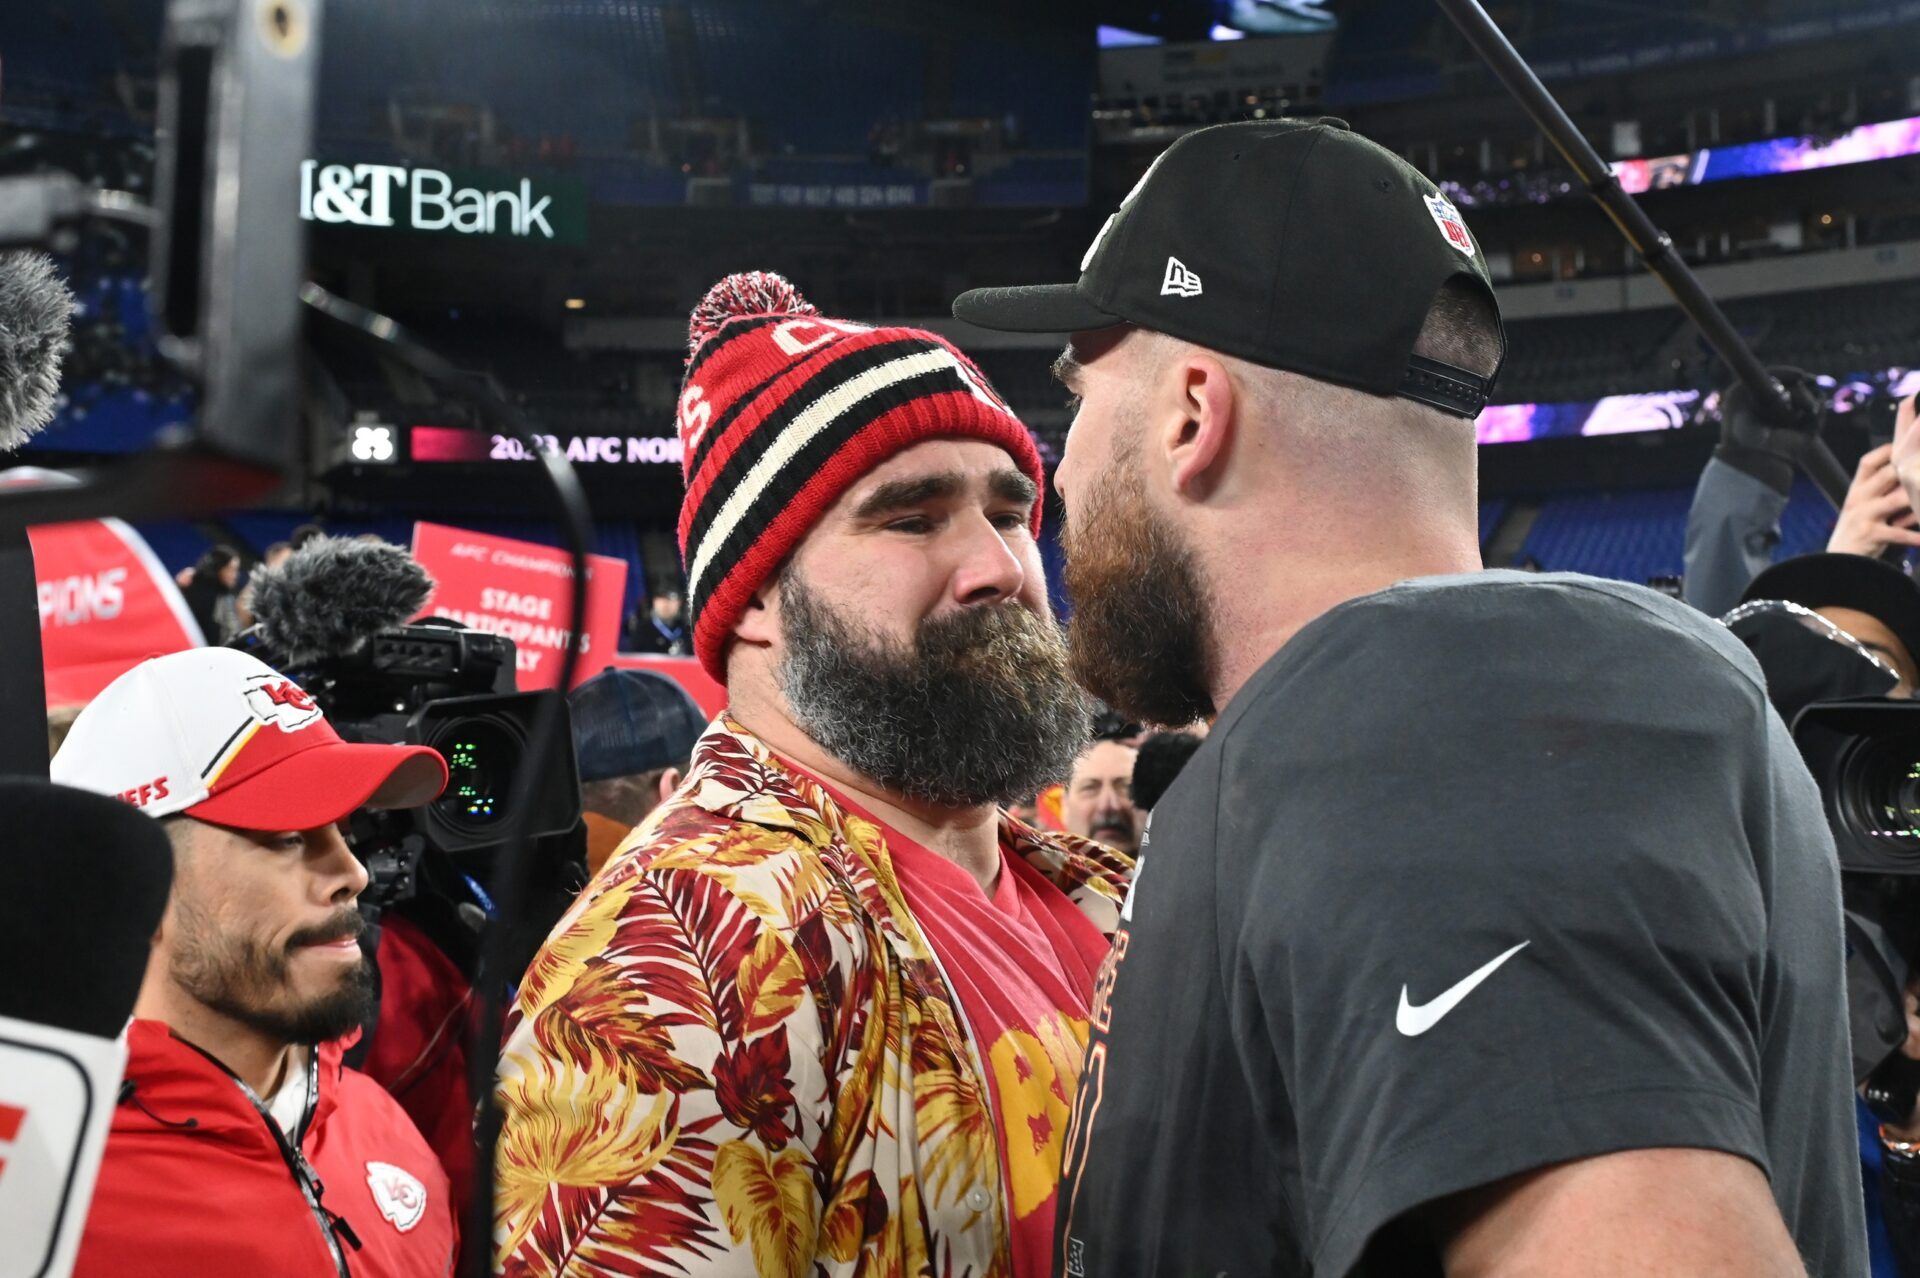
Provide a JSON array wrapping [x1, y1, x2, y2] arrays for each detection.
[[676, 273, 1044, 683]]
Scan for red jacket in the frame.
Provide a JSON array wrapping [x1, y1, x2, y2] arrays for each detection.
[[361, 915, 475, 1246], [74, 1019, 457, 1278]]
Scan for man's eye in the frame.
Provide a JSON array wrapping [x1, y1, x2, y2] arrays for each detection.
[[274, 834, 306, 852], [888, 516, 934, 534], [991, 512, 1030, 531]]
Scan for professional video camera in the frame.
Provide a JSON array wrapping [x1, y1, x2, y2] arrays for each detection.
[[1788, 693, 1920, 1122], [1797, 700, 1920, 878], [233, 536, 584, 957]]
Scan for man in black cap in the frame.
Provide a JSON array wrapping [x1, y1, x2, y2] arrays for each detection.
[[1740, 552, 1920, 698], [566, 666, 707, 874], [955, 118, 1864, 1276]]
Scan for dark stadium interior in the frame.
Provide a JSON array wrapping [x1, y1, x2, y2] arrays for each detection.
[[0, 0, 1912, 604], [16, 3, 1920, 1276]]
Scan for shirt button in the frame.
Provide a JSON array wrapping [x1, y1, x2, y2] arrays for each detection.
[[965, 1187, 992, 1213]]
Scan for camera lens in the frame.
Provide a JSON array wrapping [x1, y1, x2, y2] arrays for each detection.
[[432, 716, 523, 831], [1838, 733, 1920, 857]]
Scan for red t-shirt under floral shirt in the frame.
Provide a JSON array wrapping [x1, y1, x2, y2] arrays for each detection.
[[828, 793, 1112, 1278]]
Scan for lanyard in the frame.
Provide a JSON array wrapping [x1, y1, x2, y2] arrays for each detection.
[[182, 1041, 361, 1275]]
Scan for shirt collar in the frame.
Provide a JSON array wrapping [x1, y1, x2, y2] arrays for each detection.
[[679, 716, 1128, 907]]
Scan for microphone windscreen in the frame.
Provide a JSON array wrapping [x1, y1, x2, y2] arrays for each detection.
[[0, 780, 172, 1037], [0, 251, 75, 453], [248, 535, 436, 664]]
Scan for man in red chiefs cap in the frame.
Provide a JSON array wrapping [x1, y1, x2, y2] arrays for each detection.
[[52, 647, 458, 1277], [496, 273, 1131, 1278]]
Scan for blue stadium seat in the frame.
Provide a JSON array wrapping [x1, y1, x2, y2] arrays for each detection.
[[1519, 476, 1838, 589]]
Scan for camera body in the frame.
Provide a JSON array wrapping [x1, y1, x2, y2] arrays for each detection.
[[237, 621, 583, 916], [1795, 700, 1920, 1109]]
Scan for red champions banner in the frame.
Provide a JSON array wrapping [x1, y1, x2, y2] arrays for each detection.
[[409, 522, 628, 690], [30, 518, 205, 708]]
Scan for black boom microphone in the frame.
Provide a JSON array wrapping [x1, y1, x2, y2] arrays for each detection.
[[0, 779, 173, 1275], [1433, 0, 1853, 511]]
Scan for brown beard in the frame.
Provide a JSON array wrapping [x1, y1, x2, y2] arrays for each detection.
[[170, 900, 374, 1046], [1062, 447, 1217, 727], [777, 572, 1093, 809]]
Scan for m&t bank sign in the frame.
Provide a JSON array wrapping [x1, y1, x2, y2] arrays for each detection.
[[298, 161, 586, 244]]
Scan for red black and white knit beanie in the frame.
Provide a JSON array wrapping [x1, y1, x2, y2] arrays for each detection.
[[676, 271, 1044, 683]]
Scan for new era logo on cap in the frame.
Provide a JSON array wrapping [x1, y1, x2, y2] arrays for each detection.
[[50, 647, 447, 831], [1160, 256, 1203, 298]]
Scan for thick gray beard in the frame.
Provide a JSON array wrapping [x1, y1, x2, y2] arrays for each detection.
[[777, 572, 1093, 810]]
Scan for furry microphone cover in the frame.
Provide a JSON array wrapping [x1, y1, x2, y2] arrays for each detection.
[[0, 251, 75, 452], [248, 536, 437, 664]]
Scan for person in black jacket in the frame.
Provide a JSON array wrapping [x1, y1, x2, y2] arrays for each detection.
[[176, 545, 241, 644], [624, 585, 689, 655]]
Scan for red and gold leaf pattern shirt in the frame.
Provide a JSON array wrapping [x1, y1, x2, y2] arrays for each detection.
[[495, 716, 1132, 1278]]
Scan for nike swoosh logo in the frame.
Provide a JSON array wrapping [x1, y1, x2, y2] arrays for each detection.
[[1395, 940, 1530, 1037]]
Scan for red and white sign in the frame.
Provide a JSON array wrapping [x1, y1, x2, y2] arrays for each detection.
[[0, 1020, 126, 1278], [409, 522, 627, 690], [28, 518, 205, 709], [609, 653, 726, 719]]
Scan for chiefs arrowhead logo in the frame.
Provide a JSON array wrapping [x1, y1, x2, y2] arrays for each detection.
[[241, 674, 324, 733], [365, 1160, 428, 1233]]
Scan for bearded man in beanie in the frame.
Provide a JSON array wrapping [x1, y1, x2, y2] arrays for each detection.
[[495, 273, 1130, 1278]]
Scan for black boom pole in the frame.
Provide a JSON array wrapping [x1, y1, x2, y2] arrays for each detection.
[[1433, 0, 1853, 510]]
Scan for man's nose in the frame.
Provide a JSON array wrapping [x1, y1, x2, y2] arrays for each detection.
[[952, 513, 1027, 606]]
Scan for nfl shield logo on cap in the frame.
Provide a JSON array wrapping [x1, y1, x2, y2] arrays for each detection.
[[1424, 193, 1476, 259]]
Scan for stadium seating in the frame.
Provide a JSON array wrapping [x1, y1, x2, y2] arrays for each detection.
[[1496, 310, 1686, 404], [1495, 278, 1920, 407], [1517, 477, 1835, 585]]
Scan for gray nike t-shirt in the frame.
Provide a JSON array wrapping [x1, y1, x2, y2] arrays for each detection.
[[1056, 571, 1866, 1278]]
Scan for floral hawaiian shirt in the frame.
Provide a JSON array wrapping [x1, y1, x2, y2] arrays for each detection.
[[495, 715, 1133, 1278]]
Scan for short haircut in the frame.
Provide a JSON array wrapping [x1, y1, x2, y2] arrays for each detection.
[[156, 813, 196, 856], [46, 704, 83, 758], [581, 760, 688, 827], [1412, 277, 1503, 380], [1131, 731, 1205, 812]]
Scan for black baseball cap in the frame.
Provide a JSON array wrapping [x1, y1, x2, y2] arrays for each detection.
[[568, 667, 708, 783], [1741, 553, 1920, 673], [953, 118, 1504, 418]]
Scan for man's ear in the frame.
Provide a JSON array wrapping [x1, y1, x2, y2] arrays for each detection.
[[1159, 351, 1236, 500], [655, 767, 683, 805], [731, 578, 781, 648]]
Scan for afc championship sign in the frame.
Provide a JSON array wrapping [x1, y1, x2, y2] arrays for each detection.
[[298, 161, 587, 245], [409, 522, 627, 691]]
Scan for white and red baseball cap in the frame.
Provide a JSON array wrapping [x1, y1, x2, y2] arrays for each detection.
[[52, 648, 448, 830]]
